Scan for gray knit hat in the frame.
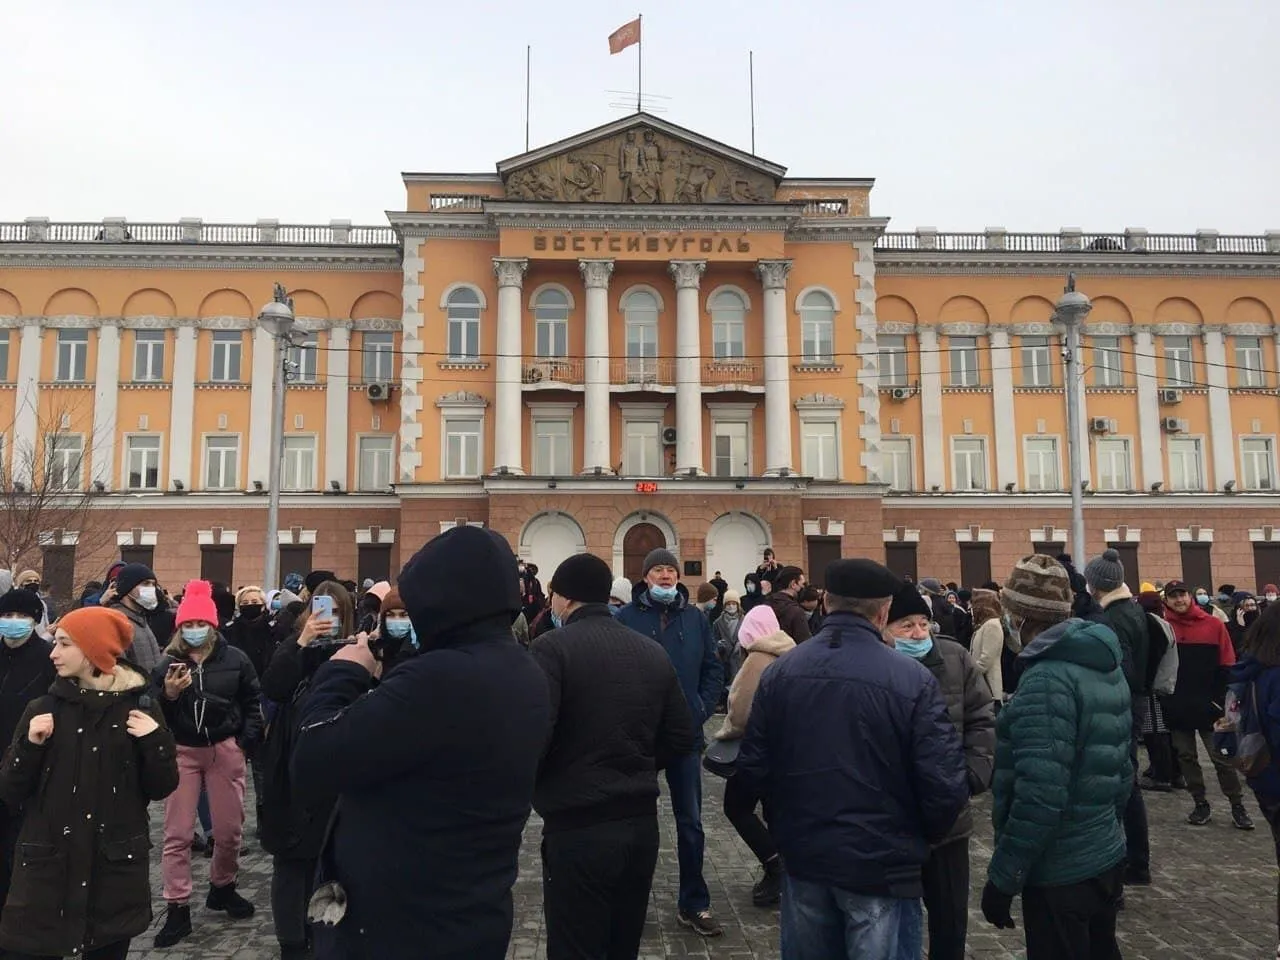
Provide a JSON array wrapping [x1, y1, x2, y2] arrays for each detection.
[[1000, 555, 1073, 623], [1083, 548, 1125, 593], [642, 547, 679, 576]]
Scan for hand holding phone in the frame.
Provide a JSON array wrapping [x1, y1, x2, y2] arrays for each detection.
[[163, 661, 192, 700]]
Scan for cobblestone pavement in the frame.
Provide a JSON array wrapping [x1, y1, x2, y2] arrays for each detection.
[[126, 738, 1279, 959]]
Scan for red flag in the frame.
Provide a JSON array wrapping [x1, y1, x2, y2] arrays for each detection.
[[608, 17, 641, 54]]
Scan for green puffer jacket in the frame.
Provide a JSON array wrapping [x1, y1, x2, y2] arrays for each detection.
[[988, 618, 1132, 895]]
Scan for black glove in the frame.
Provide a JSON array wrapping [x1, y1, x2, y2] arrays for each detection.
[[981, 881, 1016, 929]]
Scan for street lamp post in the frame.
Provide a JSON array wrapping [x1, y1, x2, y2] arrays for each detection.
[[259, 284, 296, 591], [1055, 274, 1093, 563]]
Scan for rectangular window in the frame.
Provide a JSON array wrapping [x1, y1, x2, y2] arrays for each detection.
[[288, 333, 318, 384], [362, 332, 395, 382], [625, 322, 658, 380], [948, 336, 980, 387], [56, 329, 88, 382], [1236, 337, 1265, 388], [1163, 336, 1193, 386], [1242, 437, 1275, 491], [1095, 438, 1132, 492], [46, 434, 84, 490], [124, 434, 161, 491], [448, 312, 480, 360], [712, 421, 749, 477], [880, 437, 913, 491], [0, 330, 11, 381], [535, 317, 567, 359], [210, 331, 242, 382], [801, 421, 838, 480], [133, 330, 165, 382], [952, 437, 987, 491], [1024, 436, 1061, 491], [1092, 336, 1123, 387], [1168, 436, 1203, 491], [532, 420, 571, 476], [204, 434, 239, 490], [878, 335, 908, 387], [623, 420, 662, 476], [444, 418, 481, 479], [281, 435, 317, 491], [801, 320, 833, 364], [712, 314, 745, 360], [357, 436, 394, 490], [1020, 336, 1053, 387]]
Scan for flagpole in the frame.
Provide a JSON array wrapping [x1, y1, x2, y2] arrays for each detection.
[[749, 50, 756, 154], [525, 45, 531, 151], [636, 13, 642, 113]]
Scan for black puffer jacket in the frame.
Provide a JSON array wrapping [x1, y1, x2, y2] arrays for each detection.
[[530, 604, 695, 832], [152, 637, 263, 748], [0, 636, 56, 753], [225, 613, 276, 680]]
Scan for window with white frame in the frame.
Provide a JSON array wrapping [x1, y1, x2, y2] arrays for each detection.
[[534, 288, 569, 359], [1024, 436, 1061, 491], [799, 291, 835, 364], [204, 434, 239, 490], [712, 420, 750, 477], [710, 290, 746, 360], [362, 332, 394, 382], [878, 335, 908, 387], [1092, 336, 1123, 387], [46, 434, 84, 490], [443, 418, 482, 479], [124, 434, 161, 490], [622, 419, 662, 476], [133, 330, 165, 382], [1242, 437, 1275, 491], [948, 336, 980, 387], [1020, 336, 1053, 387], [281, 435, 317, 491], [0, 330, 9, 381], [210, 331, 242, 382], [1095, 438, 1132, 491], [1167, 436, 1203, 491], [1163, 335, 1193, 386], [624, 291, 659, 380], [952, 437, 987, 490], [801, 421, 838, 480], [880, 437, 913, 491], [1235, 337, 1265, 388], [288, 333, 318, 384], [446, 288, 482, 360], [357, 436, 394, 490], [56, 329, 88, 382], [532, 419, 571, 476]]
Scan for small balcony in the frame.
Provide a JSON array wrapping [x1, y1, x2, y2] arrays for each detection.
[[610, 358, 676, 389], [521, 357, 583, 386], [703, 360, 763, 391]]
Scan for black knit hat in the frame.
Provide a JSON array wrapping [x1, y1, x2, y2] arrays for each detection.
[[305, 570, 337, 594], [643, 548, 679, 576], [886, 583, 931, 624], [114, 562, 156, 599], [549, 553, 613, 605], [0, 588, 44, 622]]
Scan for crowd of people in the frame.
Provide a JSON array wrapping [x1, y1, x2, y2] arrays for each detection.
[[0, 537, 1277, 959]]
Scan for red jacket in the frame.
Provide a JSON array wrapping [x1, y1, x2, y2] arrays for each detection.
[[1164, 602, 1234, 730], [1164, 603, 1235, 666]]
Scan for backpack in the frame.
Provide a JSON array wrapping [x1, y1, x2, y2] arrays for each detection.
[[1213, 681, 1272, 778], [1145, 613, 1179, 697]]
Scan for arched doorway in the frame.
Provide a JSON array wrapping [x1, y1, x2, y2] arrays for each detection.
[[623, 523, 666, 584], [705, 512, 770, 594], [519, 512, 587, 588]]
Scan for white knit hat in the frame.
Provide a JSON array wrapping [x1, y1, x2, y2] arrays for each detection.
[[610, 577, 633, 605]]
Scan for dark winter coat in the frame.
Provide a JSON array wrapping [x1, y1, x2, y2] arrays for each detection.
[[1230, 655, 1280, 798], [0, 636, 56, 756], [615, 582, 723, 747], [224, 613, 277, 681], [530, 604, 696, 831], [988, 619, 1132, 895], [1164, 603, 1236, 731], [151, 637, 263, 749], [767, 591, 812, 644], [107, 601, 163, 673], [0, 663, 178, 956], [737, 611, 968, 898], [1098, 586, 1150, 697]]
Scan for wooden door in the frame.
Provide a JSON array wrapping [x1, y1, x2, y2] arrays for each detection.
[[806, 537, 842, 589], [623, 523, 665, 585], [200, 546, 235, 588], [958, 543, 992, 589], [1108, 543, 1141, 593], [119, 546, 154, 569], [1253, 544, 1280, 594], [279, 546, 314, 589], [358, 545, 393, 586], [884, 543, 918, 583], [1180, 543, 1213, 593], [40, 545, 76, 615], [1031, 541, 1066, 559]]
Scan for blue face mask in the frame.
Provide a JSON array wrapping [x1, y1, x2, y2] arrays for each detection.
[[0, 618, 33, 641], [550, 612, 563, 629], [649, 584, 678, 604], [182, 625, 211, 647], [269, 597, 282, 612], [894, 636, 934, 660], [384, 617, 412, 639]]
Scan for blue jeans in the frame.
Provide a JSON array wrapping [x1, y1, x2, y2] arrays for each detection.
[[664, 751, 709, 914], [782, 874, 921, 960]]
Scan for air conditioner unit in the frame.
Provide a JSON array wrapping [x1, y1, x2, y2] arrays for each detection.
[[365, 382, 393, 403], [890, 386, 912, 401], [1161, 416, 1189, 433], [1159, 388, 1183, 404], [522, 364, 544, 384], [1089, 417, 1117, 434], [661, 426, 678, 446]]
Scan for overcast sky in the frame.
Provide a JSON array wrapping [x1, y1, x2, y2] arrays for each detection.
[[4, 0, 1276, 233]]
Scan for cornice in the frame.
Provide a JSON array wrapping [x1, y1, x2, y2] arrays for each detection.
[[875, 252, 1280, 277], [93, 492, 401, 511], [0, 243, 400, 271], [786, 216, 889, 243], [487, 201, 801, 232], [883, 492, 1280, 510], [387, 213, 499, 240]]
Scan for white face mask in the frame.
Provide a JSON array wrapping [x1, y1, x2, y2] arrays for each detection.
[[134, 585, 158, 610], [1268, 594, 1278, 603]]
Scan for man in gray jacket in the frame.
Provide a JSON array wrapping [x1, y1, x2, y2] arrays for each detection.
[[103, 562, 165, 671]]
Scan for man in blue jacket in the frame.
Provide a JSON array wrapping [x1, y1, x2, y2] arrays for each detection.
[[737, 558, 968, 959], [615, 547, 724, 937]]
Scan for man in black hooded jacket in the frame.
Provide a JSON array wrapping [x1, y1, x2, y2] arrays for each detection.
[[292, 527, 551, 960]]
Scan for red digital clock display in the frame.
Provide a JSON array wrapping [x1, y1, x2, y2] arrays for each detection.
[[634, 481, 659, 494]]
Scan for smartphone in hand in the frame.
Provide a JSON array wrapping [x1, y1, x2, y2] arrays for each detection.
[[311, 595, 336, 620]]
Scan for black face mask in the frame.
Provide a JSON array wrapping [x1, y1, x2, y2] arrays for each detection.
[[239, 603, 264, 621], [1244, 610, 1261, 627], [21, 583, 38, 593]]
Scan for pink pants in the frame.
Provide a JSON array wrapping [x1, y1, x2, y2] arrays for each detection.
[[162, 739, 247, 903]]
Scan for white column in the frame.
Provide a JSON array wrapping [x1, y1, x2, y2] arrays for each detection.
[[13, 319, 42, 487], [1203, 326, 1234, 489], [918, 326, 945, 489], [579, 259, 614, 472], [325, 321, 352, 488], [988, 326, 1018, 489], [247, 324, 275, 490], [168, 320, 198, 490], [669, 260, 707, 474], [757, 260, 793, 475], [1133, 326, 1163, 489], [493, 258, 528, 474], [90, 319, 120, 489]]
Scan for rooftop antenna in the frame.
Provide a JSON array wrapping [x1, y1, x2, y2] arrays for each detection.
[[524, 45, 531, 151], [606, 90, 671, 114], [749, 51, 756, 154]]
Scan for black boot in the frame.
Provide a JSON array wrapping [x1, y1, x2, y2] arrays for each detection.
[[207, 881, 256, 919], [280, 942, 312, 960], [751, 857, 783, 907], [154, 903, 192, 948]]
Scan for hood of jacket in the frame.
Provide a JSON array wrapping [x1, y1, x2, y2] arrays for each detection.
[[1232, 655, 1268, 684], [1164, 602, 1212, 628], [741, 629, 795, 656], [970, 588, 1001, 625], [1098, 584, 1133, 609], [49, 660, 150, 707], [632, 578, 690, 610], [1017, 618, 1122, 674]]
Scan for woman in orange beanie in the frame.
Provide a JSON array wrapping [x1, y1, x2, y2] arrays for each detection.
[[152, 580, 263, 949], [0, 606, 178, 960]]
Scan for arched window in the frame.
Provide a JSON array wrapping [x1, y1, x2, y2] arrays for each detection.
[[710, 290, 746, 360], [534, 288, 569, 358], [799, 290, 835, 363], [446, 287, 481, 360], [623, 290, 659, 381]]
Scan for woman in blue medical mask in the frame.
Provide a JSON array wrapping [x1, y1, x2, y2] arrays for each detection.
[[882, 583, 995, 960]]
